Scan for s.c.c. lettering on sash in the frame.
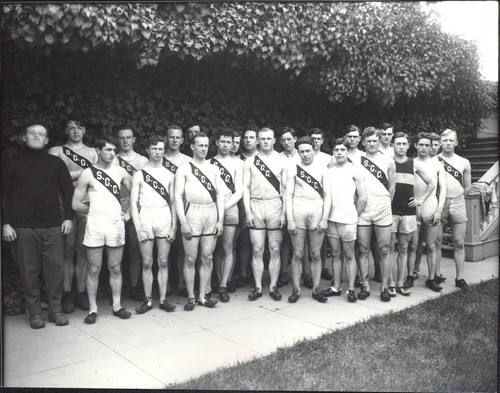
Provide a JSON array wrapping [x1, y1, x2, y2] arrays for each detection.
[[189, 163, 216, 202], [361, 156, 389, 190], [438, 157, 463, 186], [117, 156, 137, 177], [90, 166, 121, 204], [162, 157, 178, 174], [211, 158, 235, 193], [142, 170, 170, 203], [254, 156, 280, 194], [297, 165, 324, 197], [63, 147, 93, 169]]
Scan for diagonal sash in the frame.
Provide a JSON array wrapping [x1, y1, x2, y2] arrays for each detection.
[[142, 170, 170, 203], [90, 167, 121, 204], [190, 163, 216, 202], [211, 158, 235, 193], [162, 157, 178, 174], [254, 156, 280, 194], [63, 146, 93, 169], [438, 157, 463, 186], [117, 156, 137, 176], [297, 165, 324, 197], [361, 156, 389, 190]]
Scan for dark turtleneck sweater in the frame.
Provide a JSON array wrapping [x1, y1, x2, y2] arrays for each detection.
[[2, 147, 74, 228]]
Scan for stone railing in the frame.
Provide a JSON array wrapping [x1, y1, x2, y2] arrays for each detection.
[[465, 161, 499, 261]]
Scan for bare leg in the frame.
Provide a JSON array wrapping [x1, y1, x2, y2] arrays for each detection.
[[290, 229, 306, 292], [356, 226, 372, 291], [249, 229, 266, 290], [86, 247, 104, 314], [199, 235, 218, 299], [156, 238, 172, 301], [182, 236, 201, 299], [327, 236, 343, 290], [106, 246, 125, 312], [220, 226, 237, 287], [138, 239, 154, 299], [451, 222, 467, 280], [374, 225, 392, 292], [267, 229, 283, 292], [308, 229, 325, 290]]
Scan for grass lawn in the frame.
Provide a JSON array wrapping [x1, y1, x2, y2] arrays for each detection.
[[171, 278, 498, 392]]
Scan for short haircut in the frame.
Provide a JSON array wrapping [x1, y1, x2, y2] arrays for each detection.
[[362, 126, 378, 140], [309, 128, 324, 137], [217, 130, 234, 140], [167, 125, 183, 137], [415, 132, 432, 143], [280, 126, 296, 138], [392, 132, 410, 144], [191, 131, 209, 145], [380, 123, 393, 131], [95, 134, 118, 150], [146, 135, 166, 148], [116, 124, 135, 135], [66, 118, 86, 128], [25, 124, 48, 136], [232, 130, 241, 138], [429, 132, 440, 141], [244, 129, 257, 137], [296, 136, 313, 148], [441, 129, 457, 139], [333, 137, 350, 149], [258, 127, 274, 137], [345, 124, 360, 135]]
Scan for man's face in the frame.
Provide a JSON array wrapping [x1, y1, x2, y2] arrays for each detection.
[[66, 121, 85, 143], [415, 138, 431, 158], [243, 131, 257, 151], [430, 140, 441, 157], [188, 126, 201, 141], [363, 134, 380, 154], [191, 136, 209, 159], [167, 129, 183, 151], [258, 130, 275, 152], [217, 135, 233, 156], [310, 133, 324, 151], [117, 129, 135, 152], [380, 128, 393, 146], [345, 131, 360, 149], [97, 143, 116, 163], [280, 132, 296, 153], [441, 134, 457, 154], [333, 144, 348, 163], [231, 136, 241, 154], [298, 143, 314, 165], [147, 142, 165, 162], [23, 125, 48, 150], [393, 136, 409, 157]]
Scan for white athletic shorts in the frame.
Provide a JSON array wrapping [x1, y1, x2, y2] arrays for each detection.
[[139, 206, 172, 240], [358, 195, 392, 227], [83, 213, 125, 247], [249, 197, 282, 230], [293, 197, 323, 231], [185, 202, 218, 236]]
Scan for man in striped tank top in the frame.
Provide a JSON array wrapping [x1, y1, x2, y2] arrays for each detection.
[[389, 132, 435, 298]]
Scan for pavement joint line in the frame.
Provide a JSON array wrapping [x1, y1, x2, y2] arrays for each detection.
[[68, 320, 167, 386]]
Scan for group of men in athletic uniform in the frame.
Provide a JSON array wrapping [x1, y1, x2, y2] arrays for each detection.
[[2, 120, 472, 328]]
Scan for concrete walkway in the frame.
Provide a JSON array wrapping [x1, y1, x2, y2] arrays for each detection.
[[3, 255, 498, 389]]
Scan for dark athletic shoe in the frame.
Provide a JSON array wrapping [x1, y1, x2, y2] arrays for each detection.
[[381, 288, 391, 302], [135, 300, 153, 314], [248, 287, 263, 301], [195, 297, 218, 308], [404, 275, 414, 288], [312, 289, 328, 303], [425, 279, 442, 292], [455, 278, 469, 291], [354, 275, 363, 288], [159, 300, 176, 312], [84, 312, 97, 324], [322, 287, 342, 297], [30, 314, 45, 329], [412, 270, 420, 280], [218, 287, 230, 303], [388, 286, 397, 297], [226, 280, 237, 293], [48, 312, 69, 326], [435, 274, 447, 284], [347, 290, 357, 303], [184, 298, 196, 311], [288, 288, 300, 303], [113, 308, 132, 319], [321, 268, 333, 280], [270, 286, 282, 301], [396, 285, 411, 296], [277, 274, 290, 288], [61, 291, 74, 314], [357, 286, 370, 300]]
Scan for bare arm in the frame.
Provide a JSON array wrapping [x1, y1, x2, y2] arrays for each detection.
[[279, 164, 287, 228], [72, 170, 91, 214], [463, 159, 472, 196], [167, 176, 177, 242], [225, 164, 243, 209], [129, 171, 146, 241], [412, 162, 436, 208], [354, 168, 367, 216], [285, 165, 296, 234], [174, 166, 191, 239], [387, 160, 396, 202], [243, 160, 255, 227], [319, 174, 330, 232], [214, 172, 225, 236]]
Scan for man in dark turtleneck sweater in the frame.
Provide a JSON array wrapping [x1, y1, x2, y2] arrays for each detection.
[[2, 124, 74, 329]]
